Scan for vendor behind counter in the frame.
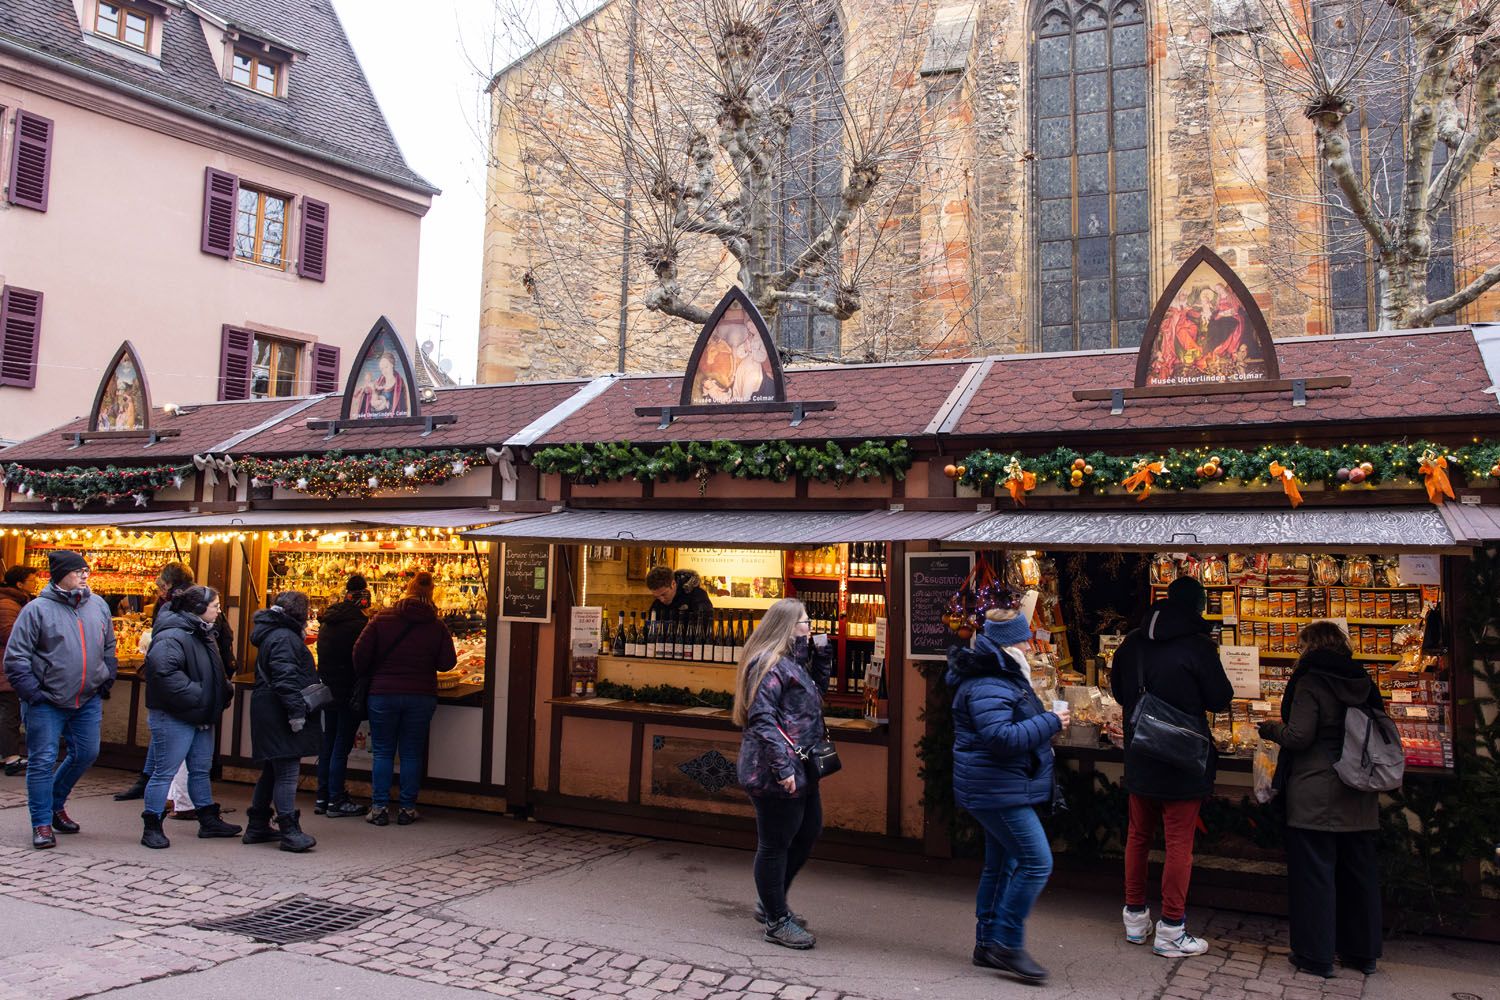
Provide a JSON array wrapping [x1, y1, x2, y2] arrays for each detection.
[[646, 567, 714, 619]]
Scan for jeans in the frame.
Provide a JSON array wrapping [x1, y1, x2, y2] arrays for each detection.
[[143, 710, 215, 816], [21, 696, 102, 827], [970, 804, 1053, 949], [749, 785, 823, 921], [0, 691, 21, 759], [1124, 794, 1203, 922], [1284, 827, 1382, 968], [367, 694, 436, 810], [316, 703, 360, 803], [140, 732, 157, 778], [251, 757, 302, 816]]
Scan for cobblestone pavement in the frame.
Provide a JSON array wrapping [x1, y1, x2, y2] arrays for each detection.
[[0, 772, 1487, 1000]]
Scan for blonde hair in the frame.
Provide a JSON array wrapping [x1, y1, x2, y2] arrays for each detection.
[[1299, 620, 1352, 657], [732, 598, 806, 728]]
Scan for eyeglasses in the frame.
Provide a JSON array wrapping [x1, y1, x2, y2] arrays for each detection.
[[797, 619, 811, 625]]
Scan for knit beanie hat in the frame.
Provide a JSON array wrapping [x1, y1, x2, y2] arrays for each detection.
[[346, 574, 368, 593], [1166, 576, 1207, 612], [48, 550, 88, 586]]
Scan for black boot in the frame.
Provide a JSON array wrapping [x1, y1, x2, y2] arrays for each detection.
[[114, 772, 149, 801], [241, 806, 277, 845], [275, 810, 316, 853], [196, 803, 243, 839], [140, 811, 169, 849], [973, 943, 1049, 983]]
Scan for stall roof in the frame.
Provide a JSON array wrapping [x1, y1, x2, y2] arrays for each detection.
[[140, 508, 529, 531], [0, 399, 312, 463], [0, 511, 193, 528], [1438, 504, 1500, 544], [944, 507, 1459, 551], [462, 507, 995, 547], [948, 327, 1500, 439], [532, 361, 978, 445]]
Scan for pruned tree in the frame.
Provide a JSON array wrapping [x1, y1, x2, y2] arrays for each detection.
[[1186, 0, 1500, 330], [484, 0, 995, 372]]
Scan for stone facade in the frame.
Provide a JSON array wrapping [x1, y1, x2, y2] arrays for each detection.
[[478, 0, 1500, 385]]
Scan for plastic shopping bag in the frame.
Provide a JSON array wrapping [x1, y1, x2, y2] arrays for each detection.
[[1253, 738, 1280, 804]]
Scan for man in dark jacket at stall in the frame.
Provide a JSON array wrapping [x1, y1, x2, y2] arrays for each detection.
[[1111, 576, 1234, 958], [646, 566, 714, 619], [314, 575, 370, 817]]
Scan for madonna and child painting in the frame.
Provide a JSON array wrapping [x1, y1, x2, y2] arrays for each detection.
[[1143, 261, 1271, 385]]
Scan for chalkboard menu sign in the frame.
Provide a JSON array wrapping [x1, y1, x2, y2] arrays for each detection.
[[906, 551, 973, 661], [500, 542, 553, 623]]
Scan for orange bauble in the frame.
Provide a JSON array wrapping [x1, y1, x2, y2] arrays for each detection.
[[1359, 461, 1374, 475], [943, 464, 958, 479], [1072, 458, 1086, 470]]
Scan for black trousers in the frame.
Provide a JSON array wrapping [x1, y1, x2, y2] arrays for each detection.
[[750, 784, 823, 921], [1284, 826, 1382, 967]]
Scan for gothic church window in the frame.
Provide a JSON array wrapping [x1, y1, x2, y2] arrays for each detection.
[[1032, 0, 1149, 352]]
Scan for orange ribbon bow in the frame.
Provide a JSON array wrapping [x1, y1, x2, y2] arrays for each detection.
[[1004, 458, 1037, 507], [1123, 460, 1166, 502], [1418, 450, 1455, 506], [1269, 461, 1303, 508]]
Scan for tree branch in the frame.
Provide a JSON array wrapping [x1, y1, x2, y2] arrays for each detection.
[[1429, 38, 1500, 217], [1414, 261, 1500, 323], [769, 159, 881, 292], [1306, 102, 1395, 252]]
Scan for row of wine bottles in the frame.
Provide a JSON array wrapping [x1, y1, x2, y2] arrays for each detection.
[[788, 542, 887, 579], [604, 610, 758, 664]]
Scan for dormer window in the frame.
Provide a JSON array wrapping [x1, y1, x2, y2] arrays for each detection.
[[94, 2, 151, 50], [231, 49, 281, 97]]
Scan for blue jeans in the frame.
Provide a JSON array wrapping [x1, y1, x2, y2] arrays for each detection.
[[141, 732, 157, 777], [367, 694, 436, 810], [317, 703, 361, 802], [143, 710, 215, 816], [21, 696, 102, 827], [970, 804, 1054, 949]]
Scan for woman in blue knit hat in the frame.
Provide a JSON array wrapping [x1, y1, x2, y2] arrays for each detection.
[[947, 598, 1067, 984]]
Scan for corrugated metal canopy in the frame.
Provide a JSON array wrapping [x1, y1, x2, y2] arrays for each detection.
[[355, 509, 519, 529], [461, 508, 995, 548], [945, 507, 1459, 551], [1438, 503, 1500, 544], [0, 511, 190, 528], [143, 508, 532, 532]]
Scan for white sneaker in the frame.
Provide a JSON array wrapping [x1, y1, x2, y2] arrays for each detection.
[[1152, 921, 1209, 957], [1122, 907, 1153, 944]]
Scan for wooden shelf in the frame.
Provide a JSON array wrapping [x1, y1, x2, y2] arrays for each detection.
[[598, 653, 735, 669]]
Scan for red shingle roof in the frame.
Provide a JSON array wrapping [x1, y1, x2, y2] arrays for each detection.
[[0, 399, 305, 464], [949, 330, 1498, 439], [535, 362, 974, 445]]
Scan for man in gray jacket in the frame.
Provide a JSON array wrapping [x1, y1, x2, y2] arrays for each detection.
[[3, 551, 117, 848]]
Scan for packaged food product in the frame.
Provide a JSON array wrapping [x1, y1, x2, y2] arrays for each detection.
[[1311, 554, 1339, 586], [1201, 555, 1227, 586], [1361, 593, 1377, 618], [1150, 553, 1177, 585], [1376, 594, 1392, 619], [1343, 556, 1374, 588]]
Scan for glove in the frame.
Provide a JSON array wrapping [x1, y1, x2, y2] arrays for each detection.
[[289, 716, 305, 733], [1257, 721, 1278, 740], [99, 681, 113, 700]]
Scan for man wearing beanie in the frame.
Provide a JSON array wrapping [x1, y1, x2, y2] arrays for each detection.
[[3, 551, 118, 849], [313, 575, 371, 817], [1110, 573, 1233, 958]]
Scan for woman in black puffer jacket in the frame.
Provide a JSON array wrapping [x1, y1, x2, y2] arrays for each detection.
[[140, 586, 240, 849], [246, 591, 322, 853]]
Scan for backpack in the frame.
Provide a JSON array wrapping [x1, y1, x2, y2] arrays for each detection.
[[1332, 703, 1405, 792]]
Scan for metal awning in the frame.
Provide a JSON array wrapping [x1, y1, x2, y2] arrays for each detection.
[[0, 510, 191, 529], [356, 508, 515, 529], [460, 508, 995, 548], [944, 507, 1460, 552], [141, 508, 530, 532], [1438, 503, 1500, 544]]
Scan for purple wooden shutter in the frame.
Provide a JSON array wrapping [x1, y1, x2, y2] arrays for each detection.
[[297, 198, 330, 281], [218, 325, 253, 400], [201, 167, 239, 258], [0, 285, 43, 388], [311, 343, 340, 393], [7, 110, 54, 212]]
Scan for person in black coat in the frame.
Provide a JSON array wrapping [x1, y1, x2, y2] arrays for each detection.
[[314, 575, 370, 817], [139, 587, 240, 848], [114, 560, 198, 802], [246, 591, 321, 852], [1111, 576, 1233, 957]]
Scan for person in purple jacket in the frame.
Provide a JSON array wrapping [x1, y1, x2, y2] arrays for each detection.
[[733, 597, 832, 950]]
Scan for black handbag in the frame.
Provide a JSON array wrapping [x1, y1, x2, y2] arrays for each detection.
[[300, 682, 335, 714], [776, 722, 842, 779], [1127, 664, 1211, 777]]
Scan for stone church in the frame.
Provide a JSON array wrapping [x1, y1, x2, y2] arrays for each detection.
[[477, 0, 1500, 385]]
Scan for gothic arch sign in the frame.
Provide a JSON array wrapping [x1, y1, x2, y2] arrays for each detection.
[[681, 287, 787, 406], [306, 317, 456, 437], [1134, 246, 1279, 387], [90, 341, 151, 433]]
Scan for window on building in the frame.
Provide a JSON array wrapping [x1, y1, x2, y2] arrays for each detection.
[[93, 2, 150, 49], [1031, 0, 1150, 352], [770, 7, 844, 356], [230, 50, 281, 97], [235, 186, 288, 269], [251, 335, 301, 399], [1317, 2, 1456, 332]]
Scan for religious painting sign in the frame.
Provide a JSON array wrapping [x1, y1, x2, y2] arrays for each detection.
[[90, 341, 150, 433], [682, 287, 787, 406], [345, 318, 415, 420], [1134, 247, 1278, 387]]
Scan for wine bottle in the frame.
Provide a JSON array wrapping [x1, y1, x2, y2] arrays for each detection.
[[715, 613, 730, 663], [692, 613, 706, 662], [645, 612, 659, 658], [612, 611, 626, 656]]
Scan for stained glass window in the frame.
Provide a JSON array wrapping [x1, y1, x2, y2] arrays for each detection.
[[1032, 0, 1150, 352]]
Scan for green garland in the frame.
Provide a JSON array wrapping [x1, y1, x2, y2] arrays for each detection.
[[2, 461, 191, 509], [533, 439, 913, 488], [592, 679, 864, 718], [957, 439, 1496, 495], [237, 449, 486, 500]]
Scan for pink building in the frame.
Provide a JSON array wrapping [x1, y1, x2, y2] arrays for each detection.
[[0, 0, 436, 443]]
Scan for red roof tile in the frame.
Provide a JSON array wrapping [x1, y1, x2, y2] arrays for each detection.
[[949, 330, 1499, 439], [536, 362, 973, 445], [0, 399, 304, 464]]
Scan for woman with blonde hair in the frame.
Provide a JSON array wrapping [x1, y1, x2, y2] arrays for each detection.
[[733, 597, 833, 950]]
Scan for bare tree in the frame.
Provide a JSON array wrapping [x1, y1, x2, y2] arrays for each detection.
[[1184, 0, 1500, 330], [484, 0, 997, 373]]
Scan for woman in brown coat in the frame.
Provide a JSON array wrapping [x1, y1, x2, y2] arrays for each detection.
[[0, 566, 38, 775], [1259, 621, 1385, 979]]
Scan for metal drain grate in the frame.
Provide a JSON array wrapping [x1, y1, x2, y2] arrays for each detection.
[[193, 895, 386, 944]]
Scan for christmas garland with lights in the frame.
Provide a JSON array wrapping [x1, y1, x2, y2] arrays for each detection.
[[532, 439, 913, 488], [2, 462, 191, 509], [954, 439, 1500, 504], [237, 449, 487, 500]]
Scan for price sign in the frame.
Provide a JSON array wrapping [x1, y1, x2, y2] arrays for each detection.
[[1219, 645, 1262, 700], [906, 552, 974, 661], [500, 542, 553, 622]]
